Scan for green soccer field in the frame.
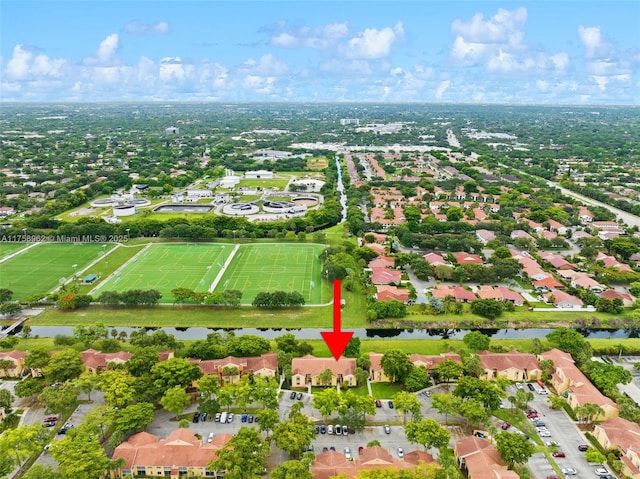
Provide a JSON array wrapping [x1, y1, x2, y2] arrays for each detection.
[[0, 243, 114, 300], [94, 243, 232, 301], [214, 243, 326, 305], [0, 243, 28, 260]]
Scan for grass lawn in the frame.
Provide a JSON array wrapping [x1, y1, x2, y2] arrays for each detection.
[[92, 243, 232, 301], [0, 242, 116, 300], [214, 243, 328, 304], [77, 245, 146, 295], [0, 242, 28, 259], [370, 382, 404, 399], [29, 285, 367, 328], [236, 178, 290, 190]]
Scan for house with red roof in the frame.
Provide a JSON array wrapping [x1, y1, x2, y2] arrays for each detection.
[[192, 352, 277, 384], [453, 252, 483, 265], [593, 417, 640, 479], [370, 268, 402, 285], [292, 355, 356, 387], [600, 289, 634, 307], [538, 349, 618, 421], [81, 349, 174, 375], [375, 285, 410, 303], [368, 256, 395, 269], [476, 286, 524, 306], [0, 350, 26, 378], [430, 285, 476, 302], [423, 252, 448, 267], [311, 446, 436, 479], [532, 276, 565, 291], [544, 289, 583, 308], [571, 276, 606, 292], [478, 350, 540, 381], [111, 429, 230, 479], [454, 436, 519, 479]]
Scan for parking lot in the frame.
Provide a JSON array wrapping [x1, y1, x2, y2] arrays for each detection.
[[506, 384, 596, 479]]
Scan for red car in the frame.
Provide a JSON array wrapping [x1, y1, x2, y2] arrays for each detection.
[[552, 452, 566, 458], [501, 422, 511, 430], [375, 400, 382, 408], [546, 476, 560, 479], [526, 412, 538, 418], [358, 446, 364, 454]]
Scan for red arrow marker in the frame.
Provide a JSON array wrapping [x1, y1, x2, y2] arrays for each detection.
[[321, 279, 354, 360]]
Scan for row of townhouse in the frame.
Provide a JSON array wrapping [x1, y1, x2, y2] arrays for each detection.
[[429, 284, 525, 306], [454, 435, 520, 479], [538, 349, 618, 421], [593, 417, 640, 479], [1, 348, 619, 423], [111, 432, 437, 479]]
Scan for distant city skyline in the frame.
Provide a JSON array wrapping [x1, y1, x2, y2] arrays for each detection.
[[1, 1, 638, 104]]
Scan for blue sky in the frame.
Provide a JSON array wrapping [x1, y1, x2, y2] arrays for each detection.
[[1, 1, 639, 103]]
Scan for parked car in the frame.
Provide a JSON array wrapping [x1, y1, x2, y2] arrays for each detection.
[[192, 412, 200, 423], [342, 425, 348, 436], [397, 447, 404, 458], [527, 383, 535, 391], [248, 415, 254, 423], [314, 425, 320, 434], [552, 452, 566, 458], [358, 446, 364, 454], [539, 431, 552, 437], [42, 420, 57, 427], [322, 447, 329, 452], [320, 425, 326, 434], [538, 388, 549, 395], [207, 432, 214, 443], [516, 383, 523, 390], [297, 392, 303, 400], [594, 466, 611, 476], [384, 425, 391, 434], [227, 413, 234, 423], [560, 468, 577, 475], [57, 424, 73, 435], [335, 425, 342, 435], [330, 446, 336, 451], [501, 422, 511, 430], [328, 425, 334, 435], [344, 447, 352, 460], [290, 391, 297, 400], [375, 399, 382, 408], [546, 476, 561, 479], [578, 444, 589, 451], [388, 401, 394, 409], [241, 414, 248, 423], [200, 413, 207, 422]]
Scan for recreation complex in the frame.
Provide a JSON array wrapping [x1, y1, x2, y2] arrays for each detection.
[[0, 241, 329, 305]]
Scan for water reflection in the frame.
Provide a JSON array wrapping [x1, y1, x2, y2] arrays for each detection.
[[6, 326, 636, 341]]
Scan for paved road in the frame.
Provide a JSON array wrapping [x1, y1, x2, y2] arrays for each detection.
[[547, 179, 640, 229]]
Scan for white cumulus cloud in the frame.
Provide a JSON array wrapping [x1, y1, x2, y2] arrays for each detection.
[[341, 22, 404, 59]]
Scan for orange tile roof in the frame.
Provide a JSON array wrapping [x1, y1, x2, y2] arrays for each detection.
[[112, 429, 229, 470], [478, 351, 540, 373], [292, 355, 356, 377]]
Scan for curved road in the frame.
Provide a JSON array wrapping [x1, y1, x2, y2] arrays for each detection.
[[546, 179, 640, 228]]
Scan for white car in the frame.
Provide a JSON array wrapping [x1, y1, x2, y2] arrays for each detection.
[[539, 431, 552, 437], [207, 432, 214, 443], [561, 467, 577, 475], [398, 447, 404, 458], [344, 447, 352, 460], [594, 466, 610, 476], [328, 425, 334, 435]]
